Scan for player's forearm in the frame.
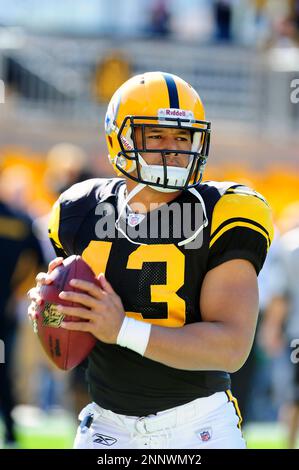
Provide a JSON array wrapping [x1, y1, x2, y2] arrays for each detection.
[[144, 322, 250, 373]]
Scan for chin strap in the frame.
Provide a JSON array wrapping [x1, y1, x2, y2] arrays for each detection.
[[178, 187, 209, 246], [115, 183, 147, 246], [115, 183, 208, 247]]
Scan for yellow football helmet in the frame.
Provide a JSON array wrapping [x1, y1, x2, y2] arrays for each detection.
[[105, 71, 211, 192]]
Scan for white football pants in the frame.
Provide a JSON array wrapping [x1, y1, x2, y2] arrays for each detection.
[[73, 391, 246, 449]]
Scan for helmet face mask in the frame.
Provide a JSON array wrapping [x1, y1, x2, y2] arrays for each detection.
[[105, 72, 211, 192], [117, 116, 210, 191]]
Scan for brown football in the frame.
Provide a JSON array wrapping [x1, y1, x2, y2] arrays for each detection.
[[35, 255, 97, 370]]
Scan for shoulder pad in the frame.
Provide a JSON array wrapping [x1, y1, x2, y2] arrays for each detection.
[[49, 178, 124, 255], [210, 185, 274, 249]]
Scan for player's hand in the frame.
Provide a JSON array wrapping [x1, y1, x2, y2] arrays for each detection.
[[27, 257, 64, 321], [57, 273, 125, 344]]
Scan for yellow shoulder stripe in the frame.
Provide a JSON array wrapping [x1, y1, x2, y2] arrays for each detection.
[[210, 193, 274, 249], [225, 187, 268, 203], [48, 200, 63, 250]]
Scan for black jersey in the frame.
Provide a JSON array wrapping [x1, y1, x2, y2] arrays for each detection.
[[48, 178, 273, 415]]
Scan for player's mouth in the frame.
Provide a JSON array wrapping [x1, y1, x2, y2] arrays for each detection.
[[166, 160, 187, 167]]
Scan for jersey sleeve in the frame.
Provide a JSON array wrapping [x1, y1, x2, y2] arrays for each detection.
[[48, 187, 87, 258], [48, 199, 68, 258], [48, 178, 117, 257], [207, 186, 274, 274]]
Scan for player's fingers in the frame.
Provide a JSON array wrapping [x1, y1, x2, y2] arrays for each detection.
[[97, 274, 121, 309], [48, 257, 64, 273], [69, 279, 105, 300], [28, 303, 39, 320], [97, 273, 114, 294], [27, 288, 42, 304], [35, 258, 63, 286], [35, 272, 46, 283], [58, 290, 100, 309], [57, 304, 96, 321], [35, 272, 52, 285], [60, 320, 92, 333]]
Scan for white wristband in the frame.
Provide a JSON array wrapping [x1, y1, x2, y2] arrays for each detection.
[[117, 316, 152, 356]]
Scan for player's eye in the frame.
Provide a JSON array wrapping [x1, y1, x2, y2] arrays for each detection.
[[147, 134, 162, 139]]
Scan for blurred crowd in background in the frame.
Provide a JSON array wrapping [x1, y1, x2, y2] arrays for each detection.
[[0, 0, 299, 449], [0, 0, 299, 47]]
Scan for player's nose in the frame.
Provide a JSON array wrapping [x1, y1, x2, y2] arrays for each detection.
[[164, 135, 179, 150], [163, 137, 180, 157]]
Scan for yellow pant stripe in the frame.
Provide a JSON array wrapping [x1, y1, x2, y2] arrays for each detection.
[[226, 390, 243, 430]]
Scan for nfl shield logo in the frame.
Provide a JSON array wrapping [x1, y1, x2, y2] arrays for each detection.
[[127, 213, 145, 227], [197, 428, 212, 442], [128, 214, 139, 226]]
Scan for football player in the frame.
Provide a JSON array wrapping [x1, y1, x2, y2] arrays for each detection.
[[0, 195, 45, 447], [28, 72, 273, 449]]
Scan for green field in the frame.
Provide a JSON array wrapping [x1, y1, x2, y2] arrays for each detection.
[[0, 406, 76, 449], [0, 406, 296, 449]]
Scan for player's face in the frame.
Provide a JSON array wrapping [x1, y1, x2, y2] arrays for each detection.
[[134, 127, 192, 167]]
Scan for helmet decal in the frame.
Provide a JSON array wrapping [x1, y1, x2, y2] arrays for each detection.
[[162, 72, 179, 108], [158, 108, 194, 122], [105, 91, 121, 135]]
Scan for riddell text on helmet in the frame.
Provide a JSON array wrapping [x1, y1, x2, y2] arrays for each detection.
[[158, 108, 194, 119]]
